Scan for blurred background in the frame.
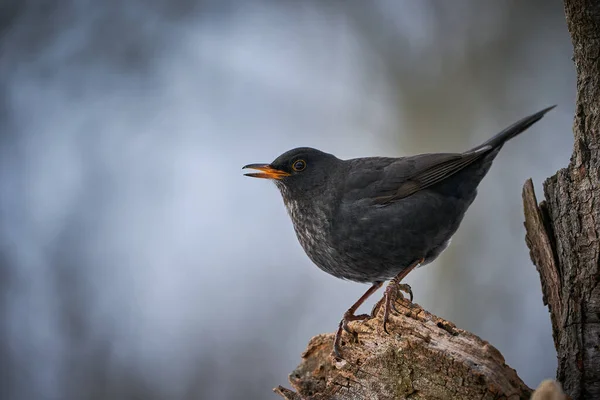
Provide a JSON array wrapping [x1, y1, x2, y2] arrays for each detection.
[[0, 0, 575, 399]]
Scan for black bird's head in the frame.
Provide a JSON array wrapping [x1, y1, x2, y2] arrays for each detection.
[[243, 147, 340, 203]]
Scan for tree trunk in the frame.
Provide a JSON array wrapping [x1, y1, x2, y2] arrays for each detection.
[[275, 0, 600, 398], [522, 1, 600, 399]]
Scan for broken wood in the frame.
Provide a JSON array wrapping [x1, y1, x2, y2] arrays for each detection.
[[275, 299, 532, 399]]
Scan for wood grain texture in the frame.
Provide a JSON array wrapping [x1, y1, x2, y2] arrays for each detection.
[[275, 299, 532, 400], [523, 179, 563, 349]]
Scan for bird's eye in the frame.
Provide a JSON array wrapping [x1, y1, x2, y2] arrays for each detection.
[[292, 159, 306, 172]]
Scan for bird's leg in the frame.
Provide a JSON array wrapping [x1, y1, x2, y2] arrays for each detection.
[[341, 281, 384, 334], [371, 258, 424, 334], [370, 283, 413, 318], [333, 281, 383, 359]]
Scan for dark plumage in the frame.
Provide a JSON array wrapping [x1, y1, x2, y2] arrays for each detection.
[[243, 105, 555, 357]]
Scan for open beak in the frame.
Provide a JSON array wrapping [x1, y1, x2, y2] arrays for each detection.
[[242, 163, 291, 180]]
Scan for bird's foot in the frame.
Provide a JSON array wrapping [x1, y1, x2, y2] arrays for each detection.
[[381, 280, 405, 334], [370, 282, 412, 319], [333, 312, 373, 359], [372, 258, 424, 334], [332, 281, 385, 359], [396, 283, 413, 303], [341, 310, 372, 334]]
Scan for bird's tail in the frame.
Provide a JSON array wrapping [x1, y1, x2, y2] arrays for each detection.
[[470, 105, 556, 152]]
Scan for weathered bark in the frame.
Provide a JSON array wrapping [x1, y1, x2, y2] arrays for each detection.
[[522, 1, 600, 399], [275, 299, 532, 399]]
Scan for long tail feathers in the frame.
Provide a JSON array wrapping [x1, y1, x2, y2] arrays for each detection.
[[471, 105, 556, 152]]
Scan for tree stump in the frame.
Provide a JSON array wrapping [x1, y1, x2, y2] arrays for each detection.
[[275, 299, 532, 399]]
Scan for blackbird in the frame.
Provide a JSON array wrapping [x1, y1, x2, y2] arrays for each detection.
[[243, 106, 554, 358]]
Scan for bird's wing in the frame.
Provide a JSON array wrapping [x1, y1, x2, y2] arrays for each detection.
[[345, 147, 491, 205]]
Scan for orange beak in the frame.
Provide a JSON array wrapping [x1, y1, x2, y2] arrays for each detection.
[[242, 164, 291, 180]]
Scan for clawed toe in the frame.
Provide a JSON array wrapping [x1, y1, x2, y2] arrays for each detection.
[[334, 312, 377, 358], [370, 297, 384, 319], [396, 283, 413, 302], [379, 258, 424, 335], [383, 301, 391, 334], [371, 281, 410, 333], [333, 281, 385, 358], [382, 285, 397, 334], [342, 313, 372, 334]]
